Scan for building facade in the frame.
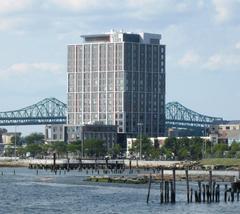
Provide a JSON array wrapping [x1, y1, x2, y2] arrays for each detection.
[[209, 121, 240, 145], [67, 31, 165, 138]]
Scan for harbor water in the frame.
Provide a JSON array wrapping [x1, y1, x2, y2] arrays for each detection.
[[0, 168, 239, 214]]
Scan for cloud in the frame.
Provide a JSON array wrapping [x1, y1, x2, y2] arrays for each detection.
[[235, 42, 240, 49], [48, 0, 106, 11], [212, 0, 240, 23], [178, 51, 201, 66], [178, 50, 240, 72], [0, 63, 64, 79], [0, 0, 32, 14], [205, 53, 240, 70], [0, 18, 25, 31]]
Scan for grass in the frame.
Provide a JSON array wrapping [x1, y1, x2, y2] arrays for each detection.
[[200, 158, 240, 166]]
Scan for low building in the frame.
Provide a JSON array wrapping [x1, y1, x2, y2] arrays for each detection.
[[209, 121, 240, 145], [45, 124, 64, 143], [2, 132, 21, 145], [126, 137, 167, 158], [65, 123, 118, 151]]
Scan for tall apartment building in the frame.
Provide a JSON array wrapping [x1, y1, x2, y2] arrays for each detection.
[[67, 31, 165, 138]]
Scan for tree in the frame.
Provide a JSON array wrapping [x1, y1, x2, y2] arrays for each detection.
[[41, 144, 51, 157], [67, 140, 82, 157], [24, 133, 44, 145], [17, 147, 26, 158], [109, 144, 122, 158], [212, 143, 228, 158], [25, 143, 42, 158], [129, 136, 155, 159], [51, 141, 67, 158], [4, 145, 14, 157], [84, 139, 106, 158]]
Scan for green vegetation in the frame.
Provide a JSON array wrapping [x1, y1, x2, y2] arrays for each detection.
[[4, 131, 240, 161], [83, 139, 106, 158], [86, 176, 148, 184], [3, 132, 123, 159], [200, 158, 240, 166], [129, 136, 161, 160]]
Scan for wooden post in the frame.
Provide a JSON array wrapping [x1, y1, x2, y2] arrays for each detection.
[[209, 170, 212, 202], [170, 181, 175, 203], [198, 181, 201, 202], [166, 181, 169, 203], [202, 184, 206, 203], [190, 188, 193, 203], [195, 190, 198, 203], [160, 168, 164, 204], [146, 174, 152, 204], [237, 189, 240, 201], [216, 184, 220, 202], [212, 181, 216, 202], [206, 184, 210, 203], [231, 183, 234, 202], [186, 169, 190, 203], [224, 184, 227, 202], [173, 168, 176, 203]]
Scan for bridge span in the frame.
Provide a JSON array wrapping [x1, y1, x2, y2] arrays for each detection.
[[0, 98, 223, 132]]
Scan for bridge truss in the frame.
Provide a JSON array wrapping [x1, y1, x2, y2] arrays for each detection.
[[165, 101, 223, 130], [0, 98, 223, 132], [0, 98, 66, 126]]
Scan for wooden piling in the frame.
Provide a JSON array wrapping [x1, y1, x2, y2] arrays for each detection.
[[146, 174, 152, 204], [190, 188, 193, 203], [170, 181, 175, 203], [216, 184, 220, 202], [209, 170, 212, 202], [203, 184, 206, 203], [206, 184, 210, 203], [185, 169, 190, 203], [166, 181, 169, 203], [231, 184, 234, 202], [212, 181, 216, 202], [224, 184, 227, 202], [195, 190, 198, 203], [172, 168, 176, 203], [198, 181, 201, 202], [160, 168, 164, 204]]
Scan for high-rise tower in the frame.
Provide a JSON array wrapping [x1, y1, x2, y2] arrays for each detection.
[[67, 31, 165, 138]]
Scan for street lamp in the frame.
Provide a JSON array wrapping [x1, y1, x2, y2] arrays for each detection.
[[137, 123, 143, 160]]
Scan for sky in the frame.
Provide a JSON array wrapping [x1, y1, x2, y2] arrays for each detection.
[[0, 0, 240, 135]]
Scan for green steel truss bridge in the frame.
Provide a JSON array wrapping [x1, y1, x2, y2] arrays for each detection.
[[0, 98, 66, 126], [165, 101, 223, 130], [0, 98, 223, 130]]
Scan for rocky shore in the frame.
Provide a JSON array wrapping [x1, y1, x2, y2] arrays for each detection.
[[86, 172, 237, 184]]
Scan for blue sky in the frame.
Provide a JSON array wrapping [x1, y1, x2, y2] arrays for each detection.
[[0, 0, 240, 135]]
